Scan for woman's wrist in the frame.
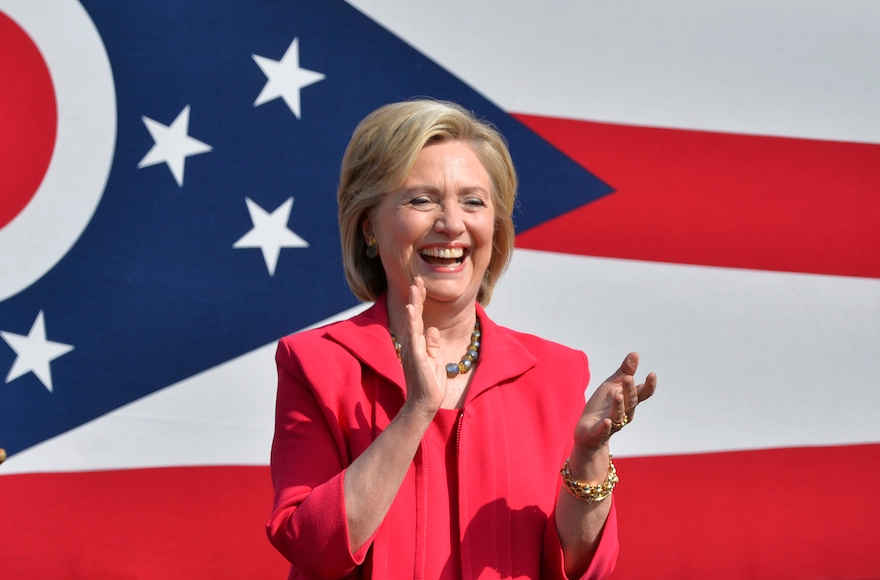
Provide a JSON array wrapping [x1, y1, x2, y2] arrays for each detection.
[[567, 441, 612, 483], [398, 396, 441, 426]]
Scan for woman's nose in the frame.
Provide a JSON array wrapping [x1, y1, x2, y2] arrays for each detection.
[[433, 204, 465, 236]]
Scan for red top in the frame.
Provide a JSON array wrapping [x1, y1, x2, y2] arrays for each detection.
[[267, 298, 619, 579], [425, 409, 463, 580], [382, 408, 463, 579]]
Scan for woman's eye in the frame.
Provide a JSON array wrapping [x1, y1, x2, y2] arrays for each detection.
[[464, 197, 487, 208], [408, 196, 431, 206]]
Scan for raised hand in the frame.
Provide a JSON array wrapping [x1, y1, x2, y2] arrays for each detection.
[[555, 353, 656, 577], [573, 352, 657, 450], [342, 277, 451, 552], [398, 277, 448, 415]]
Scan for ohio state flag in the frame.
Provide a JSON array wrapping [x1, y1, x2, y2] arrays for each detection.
[[2, 1, 878, 579]]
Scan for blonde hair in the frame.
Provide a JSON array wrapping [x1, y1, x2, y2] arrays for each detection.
[[338, 99, 517, 305]]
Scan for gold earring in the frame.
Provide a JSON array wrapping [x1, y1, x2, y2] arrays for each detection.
[[366, 237, 379, 258]]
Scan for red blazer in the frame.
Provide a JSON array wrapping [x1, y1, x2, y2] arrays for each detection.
[[267, 298, 618, 579]]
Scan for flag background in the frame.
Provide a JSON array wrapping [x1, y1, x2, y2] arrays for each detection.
[[2, 1, 879, 578]]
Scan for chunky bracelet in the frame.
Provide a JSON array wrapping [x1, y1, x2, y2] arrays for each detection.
[[560, 454, 618, 503]]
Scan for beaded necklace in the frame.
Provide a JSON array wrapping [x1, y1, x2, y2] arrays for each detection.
[[390, 318, 481, 378]]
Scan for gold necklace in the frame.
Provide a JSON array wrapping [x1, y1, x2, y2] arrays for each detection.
[[390, 318, 481, 378]]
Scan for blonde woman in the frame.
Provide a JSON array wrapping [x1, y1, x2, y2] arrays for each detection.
[[267, 100, 656, 579]]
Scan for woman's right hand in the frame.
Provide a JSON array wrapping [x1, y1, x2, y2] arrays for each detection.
[[343, 278, 448, 552], [398, 276, 447, 415]]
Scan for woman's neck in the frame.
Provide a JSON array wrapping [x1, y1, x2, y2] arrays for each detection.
[[385, 292, 478, 355]]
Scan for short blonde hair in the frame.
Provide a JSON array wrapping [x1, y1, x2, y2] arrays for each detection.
[[338, 99, 517, 305]]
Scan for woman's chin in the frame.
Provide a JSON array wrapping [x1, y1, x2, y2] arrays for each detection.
[[421, 279, 480, 307]]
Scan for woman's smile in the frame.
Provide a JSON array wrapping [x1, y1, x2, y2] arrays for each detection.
[[418, 245, 468, 268]]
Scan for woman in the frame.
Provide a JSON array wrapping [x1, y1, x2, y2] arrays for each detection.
[[267, 100, 656, 579]]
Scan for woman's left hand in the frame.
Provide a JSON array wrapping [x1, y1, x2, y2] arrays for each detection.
[[573, 352, 657, 451], [556, 353, 656, 577]]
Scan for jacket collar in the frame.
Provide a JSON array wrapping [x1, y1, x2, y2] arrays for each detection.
[[323, 296, 406, 395], [323, 296, 538, 403], [466, 303, 537, 403]]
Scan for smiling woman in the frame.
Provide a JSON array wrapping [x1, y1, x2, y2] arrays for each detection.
[[337, 100, 517, 308], [266, 99, 657, 580]]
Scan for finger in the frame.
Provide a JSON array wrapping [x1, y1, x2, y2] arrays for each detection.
[[605, 352, 640, 383], [598, 417, 613, 440], [410, 276, 425, 311], [622, 374, 639, 412], [636, 371, 658, 402], [610, 392, 628, 431], [402, 280, 428, 367], [620, 352, 639, 375], [626, 372, 657, 423], [415, 275, 426, 303], [406, 279, 425, 335], [615, 390, 626, 415], [584, 417, 613, 444]]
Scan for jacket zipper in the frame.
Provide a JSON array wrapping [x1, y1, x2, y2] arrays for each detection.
[[456, 409, 464, 580], [420, 436, 428, 580]]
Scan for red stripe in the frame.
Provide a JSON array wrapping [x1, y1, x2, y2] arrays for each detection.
[[0, 466, 289, 579], [514, 114, 880, 279], [2, 445, 876, 578], [611, 444, 880, 579]]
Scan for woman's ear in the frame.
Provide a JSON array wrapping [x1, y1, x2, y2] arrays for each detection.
[[361, 216, 374, 243], [361, 216, 380, 259]]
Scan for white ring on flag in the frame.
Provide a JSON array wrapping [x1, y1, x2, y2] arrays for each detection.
[[0, 0, 116, 301]]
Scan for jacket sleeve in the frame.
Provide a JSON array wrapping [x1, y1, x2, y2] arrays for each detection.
[[540, 348, 619, 580], [265, 338, 375, 579], [541, 501, 620, 580]]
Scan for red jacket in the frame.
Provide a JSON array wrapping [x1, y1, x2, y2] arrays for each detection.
[[267, 299, 618, 579]]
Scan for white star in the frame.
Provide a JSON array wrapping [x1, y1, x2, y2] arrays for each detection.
[[233, 197, 309, 275], [253, 38, 325, 118], [1, 310, 74, 393], [138, 105, 212, 187]]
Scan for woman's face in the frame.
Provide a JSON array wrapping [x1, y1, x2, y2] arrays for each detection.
[[363, 140, 495, 310]]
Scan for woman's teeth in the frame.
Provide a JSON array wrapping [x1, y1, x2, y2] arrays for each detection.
[[420, 247, 465, 259], [420, 247, 466, 265]]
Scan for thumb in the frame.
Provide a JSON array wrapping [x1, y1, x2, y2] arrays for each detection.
[[424, 326, 442, 359], [608, 352, 639, 381]]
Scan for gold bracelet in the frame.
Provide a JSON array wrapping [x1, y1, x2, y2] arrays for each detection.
[[560, 454, 618, 503]]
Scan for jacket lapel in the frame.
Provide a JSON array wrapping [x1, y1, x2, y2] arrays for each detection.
[[465, 304, 538, 404], [324, 299, 538, 405], [323, 297, 407, 398]]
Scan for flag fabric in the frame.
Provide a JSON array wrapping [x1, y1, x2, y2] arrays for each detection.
[[1, 1, 878, 578]]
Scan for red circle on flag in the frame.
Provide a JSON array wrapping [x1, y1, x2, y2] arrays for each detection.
[[0, 11, 57, 230]]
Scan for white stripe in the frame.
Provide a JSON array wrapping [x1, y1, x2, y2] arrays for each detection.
[[1, 304, 368, 474], [487, 249, 880, 457], [347, 0, 880, 144], [4, 251, 877, 473]]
